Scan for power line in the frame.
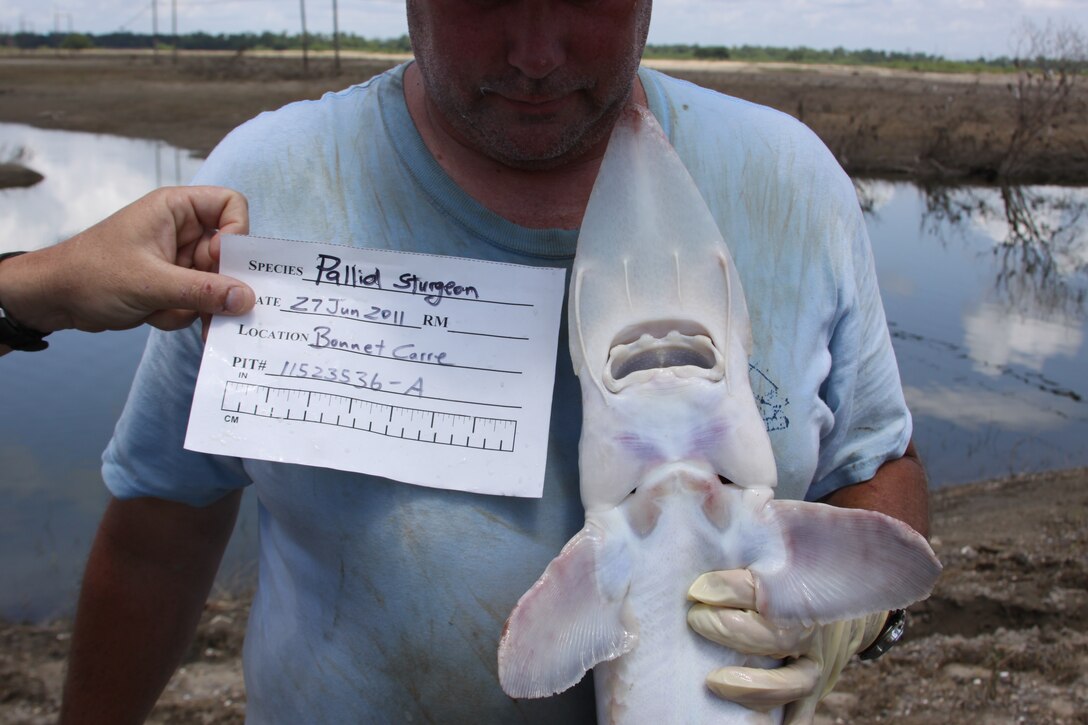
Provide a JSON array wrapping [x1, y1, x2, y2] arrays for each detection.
[[116, 5, 150, 31]]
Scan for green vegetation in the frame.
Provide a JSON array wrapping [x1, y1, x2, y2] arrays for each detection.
[[58, 33, 94, 51], [0, 30, 412, 55]]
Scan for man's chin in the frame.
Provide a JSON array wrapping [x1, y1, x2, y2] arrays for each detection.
[[485, 147, 591, 171], [471, 120, 613, 171]]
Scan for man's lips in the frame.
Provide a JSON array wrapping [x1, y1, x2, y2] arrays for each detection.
[[487, 90, 575, 114]]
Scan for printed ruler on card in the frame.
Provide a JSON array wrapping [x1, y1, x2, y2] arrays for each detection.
[[220, 381, 518, 452]]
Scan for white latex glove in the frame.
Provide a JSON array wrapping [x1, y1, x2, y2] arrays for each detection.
[[687, 569, 887, 724]]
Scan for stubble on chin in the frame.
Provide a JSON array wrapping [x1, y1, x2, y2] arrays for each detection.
[[430, 74, 636, 171]]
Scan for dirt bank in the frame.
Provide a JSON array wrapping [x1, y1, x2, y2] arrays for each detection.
[[2, 469, 1085, 724], [0, 51, 1086, 184], [830, 468, 1088, 725]]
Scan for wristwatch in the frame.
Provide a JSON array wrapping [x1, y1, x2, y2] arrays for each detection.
[[0, 251, 51, 352], [858, 609, 907, 661]]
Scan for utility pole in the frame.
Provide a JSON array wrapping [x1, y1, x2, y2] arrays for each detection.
[[300, 0, 309, 74], [171, 0, 178, 64], [151, 0, 159, 61], [332, 0, 340, 76]]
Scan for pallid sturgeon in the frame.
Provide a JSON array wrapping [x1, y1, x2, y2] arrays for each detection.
[[497, 106, 941, 723]]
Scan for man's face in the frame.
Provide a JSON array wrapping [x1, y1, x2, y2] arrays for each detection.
[[407, 0, 652, 170]]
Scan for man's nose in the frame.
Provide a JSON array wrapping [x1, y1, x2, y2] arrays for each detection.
[[506, 3, 567, 79]]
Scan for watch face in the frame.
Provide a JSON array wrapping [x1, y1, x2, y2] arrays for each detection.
[[859, 610, 907, 660], [887, 612, 907, 643]]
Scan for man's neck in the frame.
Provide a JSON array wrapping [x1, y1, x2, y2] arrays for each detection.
[[403, 63, 647, 230]]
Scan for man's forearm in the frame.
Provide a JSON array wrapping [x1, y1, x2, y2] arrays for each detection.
[[61, 492, 241, 724], [821, 440, 930, 538]]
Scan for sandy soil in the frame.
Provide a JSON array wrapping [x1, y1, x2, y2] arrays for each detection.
[[1, 50, 1086, 183], [1, 51, 1086, 723]]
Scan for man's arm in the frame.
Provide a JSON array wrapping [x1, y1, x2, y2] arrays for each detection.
[[821, 440, 930, 538], [0, 186, 253, 356], [60, 491, 242, 725]]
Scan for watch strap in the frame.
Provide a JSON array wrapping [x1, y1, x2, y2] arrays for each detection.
[[857, 609, 907, 661], [0, 251, 51, 351]]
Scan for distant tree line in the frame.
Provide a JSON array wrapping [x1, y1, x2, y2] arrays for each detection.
[[0, 30, 411, 54], [0, 30, 1059, 72], [645, 43, 1022, 72]]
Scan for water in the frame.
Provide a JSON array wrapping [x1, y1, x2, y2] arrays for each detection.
[[0, 124, 258, 623], [859, 180, 1088, 486], [1, 124, 1086, 622], [0, 124, 202, 253]]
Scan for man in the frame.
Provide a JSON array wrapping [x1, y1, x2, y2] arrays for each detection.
[[62, 1, 928, 722], [0, 186, 254, 356]]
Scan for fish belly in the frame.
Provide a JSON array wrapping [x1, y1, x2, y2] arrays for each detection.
[[593, 488, 781, 725]]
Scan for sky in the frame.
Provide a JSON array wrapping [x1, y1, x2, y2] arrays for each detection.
[[3, 0, 1088, 60]]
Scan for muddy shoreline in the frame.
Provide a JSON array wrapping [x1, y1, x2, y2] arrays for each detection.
[[1, 51, 1086, 184]]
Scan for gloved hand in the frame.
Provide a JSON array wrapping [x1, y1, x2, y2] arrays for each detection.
[[687, 569, 887, 724]]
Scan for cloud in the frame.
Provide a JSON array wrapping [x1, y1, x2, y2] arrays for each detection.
[[854, 179, 898, 213], [963, 302, 1083, 376], [645, 0, 1086, 57], [903, 383, 1065, 429], [5, 0, 1086, 58], [0, 124, 203, 255]]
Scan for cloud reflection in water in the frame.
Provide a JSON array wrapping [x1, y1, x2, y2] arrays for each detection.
[[857, 179, 1088, 485], [0, 123, 256, 623]]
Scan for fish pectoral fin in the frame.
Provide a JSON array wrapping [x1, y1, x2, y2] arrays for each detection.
[[750, 501, 942, 626], [498, 526, 636, 699]]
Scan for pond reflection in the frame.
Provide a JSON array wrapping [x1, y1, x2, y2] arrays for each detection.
[[0, 124, 257, 623], [0, 123, 203, 254], [857, 179, 1087, 487], [918, 183, 1088, 319], [1, 122, 1086, 622]]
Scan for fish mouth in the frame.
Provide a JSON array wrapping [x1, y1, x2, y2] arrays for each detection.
[[604, 328, 724, 393]]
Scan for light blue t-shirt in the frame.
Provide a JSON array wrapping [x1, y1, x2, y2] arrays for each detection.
[[103, 63, 910, 723]]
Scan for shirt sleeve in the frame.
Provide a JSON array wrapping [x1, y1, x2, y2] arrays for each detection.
[[102, 318, 251, 506], [805, 182, 913, 502]]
